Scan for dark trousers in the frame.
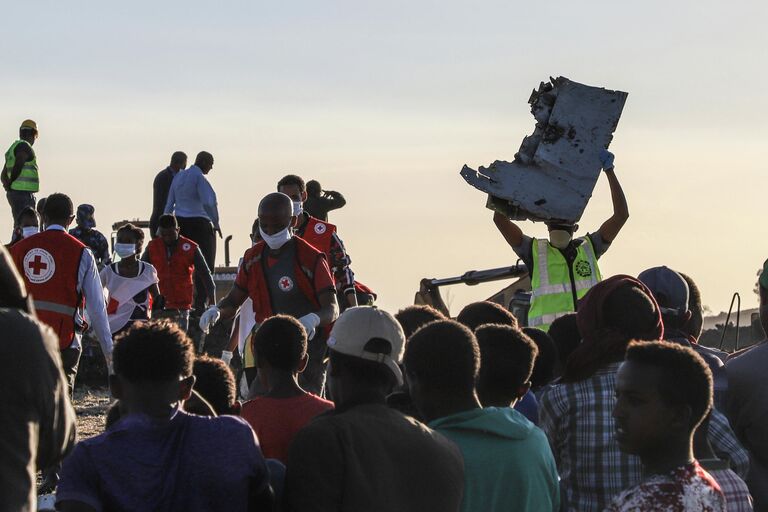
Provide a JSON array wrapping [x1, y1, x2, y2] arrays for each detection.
[[177, 217, 216, 312], [60, 346, 82, 398], [6, 190, 35, 227]]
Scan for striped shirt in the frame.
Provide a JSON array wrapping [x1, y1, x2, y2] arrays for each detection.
[[540, 362, 750, 512]]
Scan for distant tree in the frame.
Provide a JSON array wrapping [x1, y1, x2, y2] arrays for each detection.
[[755, 267, 763, 297]]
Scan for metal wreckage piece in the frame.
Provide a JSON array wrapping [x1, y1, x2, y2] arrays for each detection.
[[460, 77, 628, 223]]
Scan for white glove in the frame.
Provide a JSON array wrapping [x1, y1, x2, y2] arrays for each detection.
[[221, 350, 233, 365], [199, 305, 221, 333], [298, 313, 321, 340]]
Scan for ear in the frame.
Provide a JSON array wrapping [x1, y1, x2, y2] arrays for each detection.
[[290, 215, 298, 228], [516, 382, 532, 400], [301, 191, 308, 202], [230, 400, 242, 416], [179, 375, 196, 401], [109, 374, 123, 400], [572, 224, 579, 233], [297, 353, 309, 373], [683, 310, 693, 325], [67, 214, 76, 226]]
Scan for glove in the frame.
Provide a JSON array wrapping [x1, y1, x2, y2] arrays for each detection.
[[199, 305, 221, 333], [599, 149, 615, 171], [220, 350, 233, 365], [298, 313, 321, 340]]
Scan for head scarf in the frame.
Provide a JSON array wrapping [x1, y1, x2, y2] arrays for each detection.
[[562, 274, 663, 382]]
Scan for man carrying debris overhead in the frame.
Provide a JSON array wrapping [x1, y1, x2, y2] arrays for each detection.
[[493, 150, 628, 331]]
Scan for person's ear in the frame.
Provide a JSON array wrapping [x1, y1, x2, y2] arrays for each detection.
[[683, 310, 693, 325], [517, 381, 532, 400], [179, 375, 196, 401], [66, 214, 76, 227], [109, 374, 122, 400], [297, 353, 309, 373], [572, 224, 579, 233], [301, 191, 308, 203], [230, 401, 242, 416], [290, 215, 298, 228]]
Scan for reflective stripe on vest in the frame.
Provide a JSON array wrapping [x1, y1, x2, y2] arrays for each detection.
[[528, 236, 602, 331], [4, 140, 39, 192], [34, 300, 78, 316]]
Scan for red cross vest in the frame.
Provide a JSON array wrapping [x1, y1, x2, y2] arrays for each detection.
[[10, 229, 86, 349], [239, 237, 324, 324], [298, 216, 335, 255], [147, 236, 197, 310]]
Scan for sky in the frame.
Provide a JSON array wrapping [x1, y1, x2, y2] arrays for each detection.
[[2, 0, 766, 315]]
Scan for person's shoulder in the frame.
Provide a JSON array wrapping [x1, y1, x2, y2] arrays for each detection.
[[726, 342, 768, 374]]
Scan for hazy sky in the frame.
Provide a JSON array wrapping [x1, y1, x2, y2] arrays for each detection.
[[3, 0, 766, 314]]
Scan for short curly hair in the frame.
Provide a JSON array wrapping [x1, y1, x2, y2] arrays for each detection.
[[252, 315, 307, 372], [625, 340, 713, 430], [404, 320, 479, 394], [193, 355, 237, 415], [277, 174, 306, 194], [113, 320, 194, 382], [456, 301, 518, 332], [476, 324, 538, 400], [395, 305, 446, 339]]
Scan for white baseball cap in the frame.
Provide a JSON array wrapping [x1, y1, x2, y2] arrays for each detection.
[[327, 306, 406, 386]]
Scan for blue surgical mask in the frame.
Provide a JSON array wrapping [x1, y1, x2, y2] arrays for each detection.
[[114, 243, 137, 258], [292, 201, 303, 217], [259, 226, 292, 250]]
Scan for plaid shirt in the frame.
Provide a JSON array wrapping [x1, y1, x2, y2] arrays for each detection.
[[539, 362, 750, 512], [705, 466, 754, 512]]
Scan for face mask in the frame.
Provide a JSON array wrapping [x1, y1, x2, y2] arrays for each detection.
[[259, 226, 292, 250], [549, 229, 572, 249], [292, 201, 303, 217], [21, 226, 39, 238], [114, 243, 137, 258]]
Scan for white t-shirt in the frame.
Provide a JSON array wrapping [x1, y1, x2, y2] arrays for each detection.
[[100, 262, 159, 334]]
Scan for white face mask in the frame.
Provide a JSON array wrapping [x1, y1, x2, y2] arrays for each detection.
[[114, 243, 137, 258], [292, 200, 303, 217], [549, 229, 572, 249], [259, 226, 292, 250], [21, 226, 39, 238]]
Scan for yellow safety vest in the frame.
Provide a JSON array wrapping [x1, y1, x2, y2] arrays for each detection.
[[528, 236, 602, 331], [4, 140, 39, 192]]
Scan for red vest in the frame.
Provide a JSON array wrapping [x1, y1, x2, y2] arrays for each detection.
[[299, 216, 336, 256], [10, 229, 86, 349], [148, 236, 197, 310], [240, 237, 324, 323]]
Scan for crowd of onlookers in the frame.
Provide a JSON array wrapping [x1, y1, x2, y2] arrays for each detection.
[[2, 244, 768, 511]]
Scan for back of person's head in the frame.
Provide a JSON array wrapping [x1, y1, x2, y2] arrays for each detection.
[[548, 313, 580, 376], [195, 151, 213, 167], [327, 307, 406, 401], [306, 180, 322, 197], [678, 272, 703, 341], [36, 197, 47, 216], [395, 305, 446, 339], [564, 276, 662, 383], [113, 321, 194, 383], [522, 327, 558, 389], [638, 266, 690, 332], [193, 355, 238, 415], [16, 206, 39, 227], [42, 193, 74, 223], [277, 174, 306, 194], [252, 315, 307, 372], [624, 340, 713, 432], [0, 246, 30, 311], [170, 151, 187, 167], [158, 214, 178, 230], [456, 301, 518, 332], [475, 324, 537, 406], [404, 319, 479, 396]]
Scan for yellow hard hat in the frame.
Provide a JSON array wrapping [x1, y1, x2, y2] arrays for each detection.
[[20, 119, 37, 132]]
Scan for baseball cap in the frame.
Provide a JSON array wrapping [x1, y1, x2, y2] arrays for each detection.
[[76, 204, 96, 229], [20, 119, 37, 132], [759, 259, 768, 291], [327, 306, 406, 386], [637, 266, 689, 316]]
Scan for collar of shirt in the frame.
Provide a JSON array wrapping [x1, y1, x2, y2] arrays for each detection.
[[46, 224, 67, 232]]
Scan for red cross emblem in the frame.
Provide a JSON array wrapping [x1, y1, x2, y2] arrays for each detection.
[[23, 248, 56, 284], [278, 276, 294, 292]]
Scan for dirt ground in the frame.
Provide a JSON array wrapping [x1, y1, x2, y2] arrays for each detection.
[[73, 387, 111, 440]]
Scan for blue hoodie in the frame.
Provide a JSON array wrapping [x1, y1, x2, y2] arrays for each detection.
[[430, 407, 560, 512]]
